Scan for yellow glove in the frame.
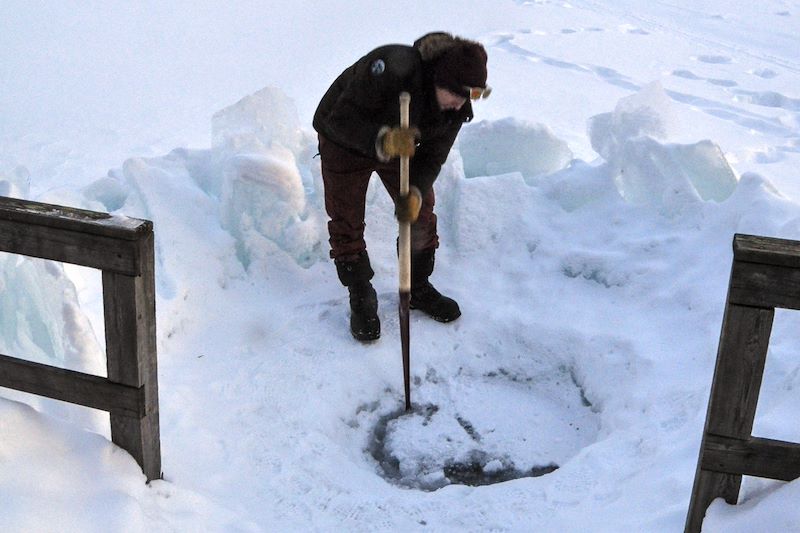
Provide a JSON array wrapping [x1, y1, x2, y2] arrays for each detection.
[[395, 185, 422, 223], [382, 127, 419, 159]]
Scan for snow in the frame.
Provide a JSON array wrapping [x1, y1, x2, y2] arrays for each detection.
[[2, 0, 800, 531]]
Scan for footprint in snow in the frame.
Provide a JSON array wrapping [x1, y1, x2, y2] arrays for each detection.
[[734, 89, 800, 111], [707, 78, 738, 87], [750, 68, 779, 79], [619, 24, 649, 35], [672, 69, 702, 80], [694, 54, 733, 64]]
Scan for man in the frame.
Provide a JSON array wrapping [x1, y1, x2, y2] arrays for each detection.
[[313, 32, 490, 342]]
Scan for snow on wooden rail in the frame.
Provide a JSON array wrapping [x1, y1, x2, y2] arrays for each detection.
[[0, 195, 161, 482], [686, 233, 800, 532]]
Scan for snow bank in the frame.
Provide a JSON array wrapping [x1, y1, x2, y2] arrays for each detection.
[[0, 255, 101, 373], [85, 87, 326, 274], [0, 398, 260, 532], [0, 173, 105, 431], [454, 84, 739, 221], [212, 87, 307, 156], [589, 82, 738, 213]]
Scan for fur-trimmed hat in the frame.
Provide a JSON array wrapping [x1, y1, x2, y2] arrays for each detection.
[[415, 32, 488, 97], [434, 43, 488, 95]]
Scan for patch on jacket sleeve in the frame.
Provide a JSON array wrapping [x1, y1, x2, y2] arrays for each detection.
[[370, 59, 386, 76]]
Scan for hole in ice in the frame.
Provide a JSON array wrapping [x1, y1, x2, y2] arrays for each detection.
[[367, 366, 599, 491]]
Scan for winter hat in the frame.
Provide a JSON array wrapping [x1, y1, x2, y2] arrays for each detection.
[[433, 42, 488, 97]]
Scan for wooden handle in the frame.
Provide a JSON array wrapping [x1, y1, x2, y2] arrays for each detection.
[[399, 92, 411, 197], [398, 92, 411, 292], [398, 92, 412, 411]]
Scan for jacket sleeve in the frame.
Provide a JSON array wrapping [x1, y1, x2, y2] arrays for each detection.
[[317, 48, 417, 159], [410, 120, 462, 195]]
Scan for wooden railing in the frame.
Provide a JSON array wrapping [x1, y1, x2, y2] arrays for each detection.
[[686, 233, 800, 531], [0, 196, 161, 481]]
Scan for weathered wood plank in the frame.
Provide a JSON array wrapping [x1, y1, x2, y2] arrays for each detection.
[[103, 231, 161, 481], [730, 260, 800, 310], [685, 467, 742, 533], [705, 303, 773, 438], [702, 434, 800, 482], [0, 218, 142, 275], [0, 353, 144, 417], [0, 195, 150, 240], [110, 409, 162, 481], [734, 233, 800, 269]]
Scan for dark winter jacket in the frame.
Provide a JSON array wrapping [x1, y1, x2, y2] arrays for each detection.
[[313, 33, 475, 194]]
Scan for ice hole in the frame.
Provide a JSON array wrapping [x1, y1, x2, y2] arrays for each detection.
[[367, 365, 600, 491]]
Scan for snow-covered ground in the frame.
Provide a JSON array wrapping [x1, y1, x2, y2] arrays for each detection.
[[2, 1, 800, 531]]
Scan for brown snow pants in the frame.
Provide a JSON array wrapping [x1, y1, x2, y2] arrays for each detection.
[[319, 134, 438, 261]]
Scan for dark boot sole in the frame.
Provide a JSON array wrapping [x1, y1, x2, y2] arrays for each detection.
[[351, 318, 381, 342], [352, 329, 381, 342], [410, 305, 461, 323]]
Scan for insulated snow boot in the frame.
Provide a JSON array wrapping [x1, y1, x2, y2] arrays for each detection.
[[348, 281, 380, 341], [410, 249, 461, 323], [336, 251, 380, 341]]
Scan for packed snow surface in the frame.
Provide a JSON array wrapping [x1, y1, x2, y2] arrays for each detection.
[[2, 1, 800, 531]]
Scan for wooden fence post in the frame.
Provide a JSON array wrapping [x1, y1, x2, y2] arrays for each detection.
[[103, 231, 161, 481], [686, 234, 800, 532], [0, 196, 161, 482], [685, 303, 773, 531]]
